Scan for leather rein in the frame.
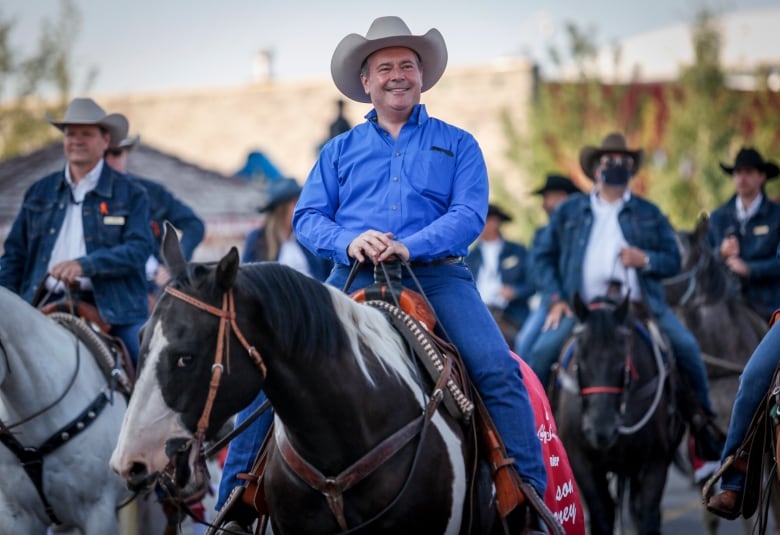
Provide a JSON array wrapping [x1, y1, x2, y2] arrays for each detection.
[[163, 284, 451, 532]]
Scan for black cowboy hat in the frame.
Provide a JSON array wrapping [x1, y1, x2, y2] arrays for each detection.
[[487, 203, 512, 222], [719, 147, 779, 180], [258, 177, 302, 213], [532, 174, 581, 195], [579, 132, 644, 181]]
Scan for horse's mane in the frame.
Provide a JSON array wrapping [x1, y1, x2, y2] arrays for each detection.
[[169, 262, 409, 386]]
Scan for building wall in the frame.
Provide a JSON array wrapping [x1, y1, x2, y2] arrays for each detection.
[[100, 59, 536, 196]]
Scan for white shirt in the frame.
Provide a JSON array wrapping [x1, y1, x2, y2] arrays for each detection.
[[475, 239, 507, 308], [277, 237, 312, 278], [581, 190, 642, 304], [46, 160, 104, 292], [736, 192, 763, 225]]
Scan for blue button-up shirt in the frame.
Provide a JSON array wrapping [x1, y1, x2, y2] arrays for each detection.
[[0, 164, 154, 324], [293, 104, 488, 265]]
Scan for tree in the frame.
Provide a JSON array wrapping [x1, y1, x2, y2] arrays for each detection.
[[0, 0, 94, 160]]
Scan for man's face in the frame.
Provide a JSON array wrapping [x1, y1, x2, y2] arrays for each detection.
[[542, 190, 570, 215], [105, 147, 130, 173], [63, 124, 110, 168], [360, 47, 422, 115], [596, 152, 634, 189], [733, 167, 766, 199]]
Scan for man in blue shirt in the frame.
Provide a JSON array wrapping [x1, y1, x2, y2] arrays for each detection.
[[707, 147, 780, 321], [0, 98, 154, 363], [528, 132, 721, 459], [293, 16, 546, 499], [104, 134, 205, 298], [466, 203, 534, 345]]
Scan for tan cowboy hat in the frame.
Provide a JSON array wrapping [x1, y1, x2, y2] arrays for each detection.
[[46, 97, 128, 147], [579, 132, 644, 181], [330, 16, 448, 103]]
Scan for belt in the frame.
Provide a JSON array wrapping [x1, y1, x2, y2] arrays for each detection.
[[409, 256, 464, 268]]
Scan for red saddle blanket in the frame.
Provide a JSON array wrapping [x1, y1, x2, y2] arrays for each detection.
[[512, 352, 585, 535]]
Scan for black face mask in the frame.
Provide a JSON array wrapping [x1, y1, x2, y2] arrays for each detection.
[[599, 164, 631, 186]]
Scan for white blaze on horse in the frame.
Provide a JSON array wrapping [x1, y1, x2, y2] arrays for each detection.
[[110, 224, 559, 534], [0, 286, 130, 534]]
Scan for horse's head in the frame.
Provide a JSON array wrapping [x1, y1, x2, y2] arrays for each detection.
[[110, 223, 267, 493], [571, 292, 631, 450]]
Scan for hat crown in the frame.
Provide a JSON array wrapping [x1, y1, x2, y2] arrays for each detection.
[[735, 148, 764, 167], [259, 177, 302, 212], [365, 16, 414, 40], [600, 132, 630, 152]]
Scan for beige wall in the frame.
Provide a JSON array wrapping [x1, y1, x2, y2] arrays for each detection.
[[101, 58, 536, 199]]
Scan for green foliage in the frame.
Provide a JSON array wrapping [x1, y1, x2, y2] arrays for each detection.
[[0, 0, 93, 161], [516, 6, 780, 233]]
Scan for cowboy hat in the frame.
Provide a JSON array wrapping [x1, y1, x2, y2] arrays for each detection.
[[533, 174, 581, 195], [47, 98, 128, 147], [719, 147, 779, 180], [487, 203, 512, 222], [579, 132, 644, 181], [330, 16, 448, 103], [258, 177, 302, 213], [115, 134, 141, 151]]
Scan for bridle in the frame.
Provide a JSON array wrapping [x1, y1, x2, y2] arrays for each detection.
[[162, 283, 450, 532]]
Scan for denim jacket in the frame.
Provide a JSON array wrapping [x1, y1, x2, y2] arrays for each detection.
[[535, 192, 681, 316], [0, 164, 154, 324], [707, 194, 780, 312]]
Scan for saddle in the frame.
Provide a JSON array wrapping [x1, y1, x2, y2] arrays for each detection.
[[211, 262, 563, 535], [37, 293, 135, 396]]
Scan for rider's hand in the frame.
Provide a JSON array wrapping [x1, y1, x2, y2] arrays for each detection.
[[543, 301, 572, 331], [348, 230, 393, 263], [619, 246, 649, 269], [725, 256, 750, 277], [50, 260, 84, 285], [375, 239, 410, 263], [720, 236, 740, 259]]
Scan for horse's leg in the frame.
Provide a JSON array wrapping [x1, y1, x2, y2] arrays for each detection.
[[631, 462, 668, 535], [576, 470, 615, 535]]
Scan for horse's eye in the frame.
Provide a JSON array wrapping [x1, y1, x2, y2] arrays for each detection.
[[177, 356, 193, 368]]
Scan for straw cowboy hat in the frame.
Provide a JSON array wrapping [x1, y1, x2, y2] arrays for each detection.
[[579, 132, 644, 181], [258, 177, 302, 213], [47, 97, 128, 147], [719, 147, 779, 180], [330, 16, 448, 103], [532, 174, 581, 195]]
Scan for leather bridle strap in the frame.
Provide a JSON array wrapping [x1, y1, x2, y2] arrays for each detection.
[[163, 286, 267, 442]]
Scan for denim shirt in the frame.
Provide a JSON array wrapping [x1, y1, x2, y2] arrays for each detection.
[[535, 191, 681, 315], [466, 239, 535, 326], [707, 194, 780, 311], [293, 104, 488, 265], [134, 175, 205, 261], [0, 164, 155, 324]]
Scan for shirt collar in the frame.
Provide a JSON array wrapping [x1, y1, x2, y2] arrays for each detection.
[[590, 187, 632, 209], [64, 159, 104, 203], [735, 193, 763, 221], [365, 103, 428, 125]]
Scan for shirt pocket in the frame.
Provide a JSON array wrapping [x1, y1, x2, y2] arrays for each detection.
[[96, 203, 130, 247], [405, 147, 456, 200], [24, 198, 57, 239]]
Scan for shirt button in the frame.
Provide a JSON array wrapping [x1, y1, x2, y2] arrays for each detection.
[[395, 152, 401, 157], [50, 228, 56, 234], [392, 176, 399, 182], [391, 205, 397, 211]]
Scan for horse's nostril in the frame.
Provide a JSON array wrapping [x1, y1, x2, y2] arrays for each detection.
[[128, 461, 148, 479]]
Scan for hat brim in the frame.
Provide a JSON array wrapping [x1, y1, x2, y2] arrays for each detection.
[[47, 112, 129, 148], [720, 161, 780, 180], [579, 146, 644, 181], [532, 184, 581, 195], [331, 29, 448, 103]]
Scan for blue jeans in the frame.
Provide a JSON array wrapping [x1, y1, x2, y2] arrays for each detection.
[[110, 321, 144, 366], [216, 391, 275, 509], [526, 305, 713, 414], [720, 321, 780, 491], [514, 305, 548, 363], [331, 262, 547, 496]]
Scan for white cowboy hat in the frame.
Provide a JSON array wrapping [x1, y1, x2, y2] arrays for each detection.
[[46, 97, 129, 147], [330, 16, 448, 103]]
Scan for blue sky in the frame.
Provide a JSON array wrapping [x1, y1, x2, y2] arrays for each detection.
[[5, 0, 778, 96]]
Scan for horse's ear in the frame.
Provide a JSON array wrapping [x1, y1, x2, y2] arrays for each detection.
[[615, 295, 630, 325], [161, 221, 187, 279], [215, 247, 240, 291], [694, 211, 710, 240], [573, 292, 588, 322]]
